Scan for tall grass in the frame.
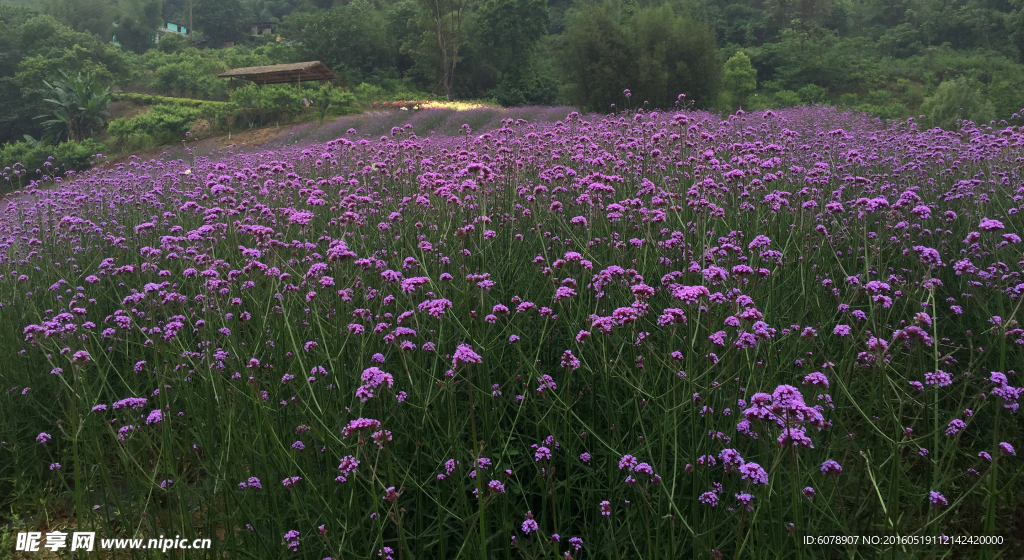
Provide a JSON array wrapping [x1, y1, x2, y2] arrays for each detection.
[[1, 106, 1022, 559]]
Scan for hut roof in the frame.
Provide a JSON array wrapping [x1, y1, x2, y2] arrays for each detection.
[[218, 61, 336, 85]]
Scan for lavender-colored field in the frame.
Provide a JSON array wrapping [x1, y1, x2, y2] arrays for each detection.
[[264, 106, 578, 149], [2, 106, 1023, 559]]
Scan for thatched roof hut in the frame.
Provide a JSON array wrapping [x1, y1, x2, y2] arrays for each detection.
[[218, 61, 336, 85]]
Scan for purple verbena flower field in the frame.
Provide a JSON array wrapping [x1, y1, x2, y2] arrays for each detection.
[[2, 105, 1023, 558]]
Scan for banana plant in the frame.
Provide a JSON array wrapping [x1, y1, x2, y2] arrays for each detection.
[[36, 70, 113, 142]]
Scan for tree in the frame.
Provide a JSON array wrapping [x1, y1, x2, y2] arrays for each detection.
[[193, 0, 250, 45], [41, 0, 115, 39], [557, 2, 720, 111], [114, 0, 163, 54], [921, 77, 995, 130], [0, 11, 131, 145], [722, 51, 756, 109], [418, 0, 472, 99], [282, 2, 393, 86], [557, 5, 640, 112], [478, 0, 549, 105], [36, 70, 112, 142], [384, 0, 424, 79]]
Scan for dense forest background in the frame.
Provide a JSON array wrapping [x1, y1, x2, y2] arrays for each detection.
[[1, 0, 1023, 150]]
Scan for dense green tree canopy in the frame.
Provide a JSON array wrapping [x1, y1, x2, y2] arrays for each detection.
[[559, 2, 720, 111], [113, 0, 163, 53], [0, 0, 1022, 151], [281, 1, 394, 85], [41, 0, 115, 39], [193, 0, 252, 44]]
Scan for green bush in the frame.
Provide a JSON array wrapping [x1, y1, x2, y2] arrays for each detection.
[[352, 82, 442, 108], [772, 89, 801, 107], [157, 32, 188, 54], [113, 93, 229, 110], [853, 101, 909, 120], [139, 48, 232, 99], [229, 83, 308, 126], [920, 77, 995, 129], [0, 137, 103, 186], [797, 83, 828, 104], [107, 103, 224, 146], [305, 83, 357, 121], [354, 82, 387, 107]]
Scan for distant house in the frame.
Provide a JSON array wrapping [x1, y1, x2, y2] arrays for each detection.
[[112, 21, 188, 48], [251, 21, 274, 36], [159, 21, 189, 35]]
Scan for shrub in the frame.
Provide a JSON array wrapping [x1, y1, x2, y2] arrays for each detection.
[[107, 103, 218, 146], [772, 89, 801, 107], [0, 137, 103, 187], [304, 83, 357, 122], [113, 93, 230, 110], [921, 77, 996, 130], [229, 83, 310, 127], [140, 48, 231, 100], [157, 33, 189, 54], [797, 83, 828, 104]]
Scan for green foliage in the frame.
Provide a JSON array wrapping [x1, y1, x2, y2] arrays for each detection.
[[558, 2, 720, 111], [49, 136, 106, 171], [228, 82, 310, 126], [10, 15, 135, 92], [797, 83, 828, 104], [920, 77, 996, 129], [113, 0, 162, 54], [722, 51, 756, 109], [304, 83, 357, 122], [108, 83, 340, 147], [136, 44, 294, 100], [244, 0, 305, 21], [747, 30, 872, 96], [107, 103, 219, 147], [37, 70, 112, 142], [41, 0, 114, 39], [259, 85, 305, 117], [193, 0, 252, 44], [772, 89, 801, 107], [353, 82, 388, 107], [0, 137, 103, 184], [281, 1, 394, 86], [838, 93, 858, 106], [985, 70, 1024, 121], [139, 48, 231, 99], [4, 0, 1024, 139], [113, 93, 230, 109], [478, 0, 549, 105], [158, 33, 189, 54], [352, 81, 439, 108], [0, 14, 132, 145], [490, 70, 558, 107]]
